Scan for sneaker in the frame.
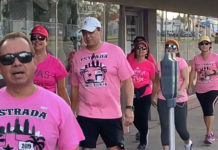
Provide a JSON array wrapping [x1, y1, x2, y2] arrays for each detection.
[[185, 140, 193, 150], [136, 132, 140, 141], [137, 144, 147, 150], [204, 133, 215, 144]]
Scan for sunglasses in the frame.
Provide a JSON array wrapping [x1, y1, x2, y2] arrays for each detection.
[[0, 51, 34, 65], [199, 42, 210, 46], [30, 35, 46, 41], [136, 46, 147, 51], [165, 44, 177, 50]]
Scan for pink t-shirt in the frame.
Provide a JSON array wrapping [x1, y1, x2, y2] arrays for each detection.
[[127, 58, 155, 96], [157, 57, 188, 102], [34, 54, 67, 92], [71, 42, 134, 119], [127, 52, 156, 64], [191, 52, 218, 93], [0, 86, 84, 150]]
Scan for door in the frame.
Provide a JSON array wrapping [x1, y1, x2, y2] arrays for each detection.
[[125, 8, 144, 54]]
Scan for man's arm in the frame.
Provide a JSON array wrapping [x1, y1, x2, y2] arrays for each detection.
[[122, 77, 134, 126], [71, 85, 79, 114]]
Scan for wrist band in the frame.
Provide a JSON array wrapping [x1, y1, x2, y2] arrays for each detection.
[[126, 105, 134, 111]]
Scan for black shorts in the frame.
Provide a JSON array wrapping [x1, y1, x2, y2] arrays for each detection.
[[196, 90, 218, 116], [77, 116, 124, 149]]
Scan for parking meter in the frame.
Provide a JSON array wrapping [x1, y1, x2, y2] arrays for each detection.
[[160, 52, 179, 150], [160, 52, 178, 108]]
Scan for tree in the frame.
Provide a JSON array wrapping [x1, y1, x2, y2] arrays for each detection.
[[26, 136, 45, 150]]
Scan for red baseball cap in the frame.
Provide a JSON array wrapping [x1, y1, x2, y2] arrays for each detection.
[[30, 25, 48, 37]]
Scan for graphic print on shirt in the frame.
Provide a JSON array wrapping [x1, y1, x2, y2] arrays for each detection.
[[196, 61, 216, 83], [0, 108, 47, 150], [199, 67, 212, 82], [80, 53, 107, 87], [34, 70, 52, 89], [133, 67, 146, 83]]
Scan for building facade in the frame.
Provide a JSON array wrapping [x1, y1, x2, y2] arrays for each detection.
[[0, 0, 218, 66]]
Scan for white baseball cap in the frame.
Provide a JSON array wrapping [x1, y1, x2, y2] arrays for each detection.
[[81, 17, 101, 32]]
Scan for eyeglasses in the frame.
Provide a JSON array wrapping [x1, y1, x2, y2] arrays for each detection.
[[136, 46, 147, 51], [165, 44, 177, 50], [0, 51, 34, 65], [199, 42, 210, 46], [30, 35, 46, 41]]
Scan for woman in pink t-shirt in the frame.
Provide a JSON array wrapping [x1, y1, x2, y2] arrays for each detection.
[[127, 41, 155, 150], [30, 25, 71, 105], [188, 36, 218, 144], [127, 36, 156, 65], [152, 39, 193, 150]]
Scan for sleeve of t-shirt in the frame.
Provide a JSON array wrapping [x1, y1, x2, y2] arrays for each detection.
[[55, 58, 68, 80], [116, 46, 134, 81], [57, 103, 85, 150], [149, 62, 156, 77], [148, 54, 156, 64], [179, 58, 188, 70]]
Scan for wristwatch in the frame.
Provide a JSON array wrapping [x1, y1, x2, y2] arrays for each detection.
[[126, 105, 134, 111]]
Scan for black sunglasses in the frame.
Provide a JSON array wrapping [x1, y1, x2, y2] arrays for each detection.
[[31, 35, 46, 41], [199, 42, 210, 46], [165, 44, 177, 50], [0, 51, 34, 65], [136, 46, 147, 51]]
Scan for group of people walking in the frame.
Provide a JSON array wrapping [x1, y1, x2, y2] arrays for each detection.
[[127, 37, 192, 150], [129, 35, 218, 150], [0, 16, 217, 150]]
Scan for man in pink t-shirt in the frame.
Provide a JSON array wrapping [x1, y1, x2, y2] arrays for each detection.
[[0, 32, 84, 150], [71, 17, 134, 150], [188, 36, 218, 144]]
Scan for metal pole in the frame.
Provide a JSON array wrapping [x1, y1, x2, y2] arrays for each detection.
[[197, 17, 200, 39], [169, 107, 175, 150], [161, 53, 177, 150], [55, 0, 59, 57], [165, 11, 167, 42]]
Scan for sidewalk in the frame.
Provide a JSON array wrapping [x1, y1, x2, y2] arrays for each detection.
[[97, 95, 218, 150]]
